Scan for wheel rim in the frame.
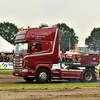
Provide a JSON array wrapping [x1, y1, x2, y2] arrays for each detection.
[[85, 72, 92, 81], [39, 72, 47, 81]]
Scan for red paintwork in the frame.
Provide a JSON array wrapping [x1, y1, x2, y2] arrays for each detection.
[[13, 27, 59, 78], [13, 27, 98, 82], [81, 55, 99, 65]]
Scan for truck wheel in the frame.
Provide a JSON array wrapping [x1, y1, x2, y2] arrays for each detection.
[[23, 77, 34, 83], [83, 70, 95, 82], [36, 69, 50, 83]]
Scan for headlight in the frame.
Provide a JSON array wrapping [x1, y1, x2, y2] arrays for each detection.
[[22, 69, 28, 72]]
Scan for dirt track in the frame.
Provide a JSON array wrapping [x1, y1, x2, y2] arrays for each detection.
[[0, 87, 100, 100], [0, 74, 100, 100]]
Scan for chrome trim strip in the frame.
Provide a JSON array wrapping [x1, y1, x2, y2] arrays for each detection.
[[53, 72, 60, 73], [28, 76, 34, 78], [53, 77, 60, 78], [61, 69, 83, 71], [62, 76, 80, 78], [62, 72, 81, 74]]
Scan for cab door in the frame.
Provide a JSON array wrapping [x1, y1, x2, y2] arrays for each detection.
[[28, 41, 52, 67]]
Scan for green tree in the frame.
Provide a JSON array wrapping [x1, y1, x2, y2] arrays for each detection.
[[39, 23, 49, 28], [0, 22, 18, 44], [85, 28, 100, 52], [55, 23, 78, 51]]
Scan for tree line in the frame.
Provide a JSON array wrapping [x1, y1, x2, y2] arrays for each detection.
[[0, 22, 99, 52]]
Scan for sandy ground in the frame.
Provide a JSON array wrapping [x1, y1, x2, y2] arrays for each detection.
[[0, 87, 100, 100], [0, 74, 100, 100]]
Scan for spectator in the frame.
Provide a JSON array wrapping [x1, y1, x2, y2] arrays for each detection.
[[61, 54, 65, 62], [75, 55, 79, 63], [0, 53, 13, 62], [0, 55, 3, 62], [72, 55, 77, 63], [65, 55, 70, 63], [69, 56, 72, 63], [5, 55, 10, 62], [58, 53, 62, 62], [77, 56, 81, 63], [4, 55, 7, 62], [2, 53, 6, 62], [65, 55, 72, 63], [85, 53, 89, 55], [65, 55, 68, 62], [9, 54, 13, 62], [1, 51, 4, 55]]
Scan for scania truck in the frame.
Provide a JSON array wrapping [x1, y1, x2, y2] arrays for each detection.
[[13, 27, 99, 83]]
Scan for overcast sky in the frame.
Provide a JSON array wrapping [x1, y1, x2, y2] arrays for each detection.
[[0, 0, 100, 47]]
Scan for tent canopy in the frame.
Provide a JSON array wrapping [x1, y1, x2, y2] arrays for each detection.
[[0, 36, 15, 53]]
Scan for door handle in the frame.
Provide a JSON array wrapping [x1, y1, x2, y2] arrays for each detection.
[[39, 57, 43, 60]]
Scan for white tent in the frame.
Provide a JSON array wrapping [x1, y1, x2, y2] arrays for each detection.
[[0, 36, 15, 53]]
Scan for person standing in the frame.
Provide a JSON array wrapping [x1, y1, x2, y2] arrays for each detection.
[[6, 55, 10, 62], [0, 55, 3, 62]]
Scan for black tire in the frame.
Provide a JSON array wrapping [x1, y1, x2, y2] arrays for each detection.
[[23, 77, 34, 83], [83, 70, 95, 82], [36, 69, 50, 83]]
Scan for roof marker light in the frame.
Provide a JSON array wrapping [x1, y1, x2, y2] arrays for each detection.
[[27, 26, 30, 30]]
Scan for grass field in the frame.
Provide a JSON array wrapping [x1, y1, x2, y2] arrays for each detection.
[[0, 83, 100, 89], [0, 69, 13, 74]]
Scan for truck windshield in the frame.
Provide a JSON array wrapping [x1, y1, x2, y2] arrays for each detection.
[[15, 42, 28, 54]]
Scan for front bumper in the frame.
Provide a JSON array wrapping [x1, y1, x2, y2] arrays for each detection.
[[13, 69, 29, 77], [13, 68, 35, 78]]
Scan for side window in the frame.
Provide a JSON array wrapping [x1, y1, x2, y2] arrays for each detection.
[[31, 42, 42, 52], [31, 42, 50, 53]]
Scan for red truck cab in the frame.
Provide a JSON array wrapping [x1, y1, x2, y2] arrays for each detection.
[[13, 27, 99, 83], [13, 27, 59, 82]]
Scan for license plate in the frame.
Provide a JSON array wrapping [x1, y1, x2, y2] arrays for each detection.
[[15, 73, 19, 76]]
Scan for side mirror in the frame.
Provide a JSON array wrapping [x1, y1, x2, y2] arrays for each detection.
[[32, 43, 36, 46], [30, 42, 36, 53]]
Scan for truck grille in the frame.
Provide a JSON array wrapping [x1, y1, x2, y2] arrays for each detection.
[[13, 57, 22, 67], [13, 68, 22, 73], [15, 58, 20, 60]]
